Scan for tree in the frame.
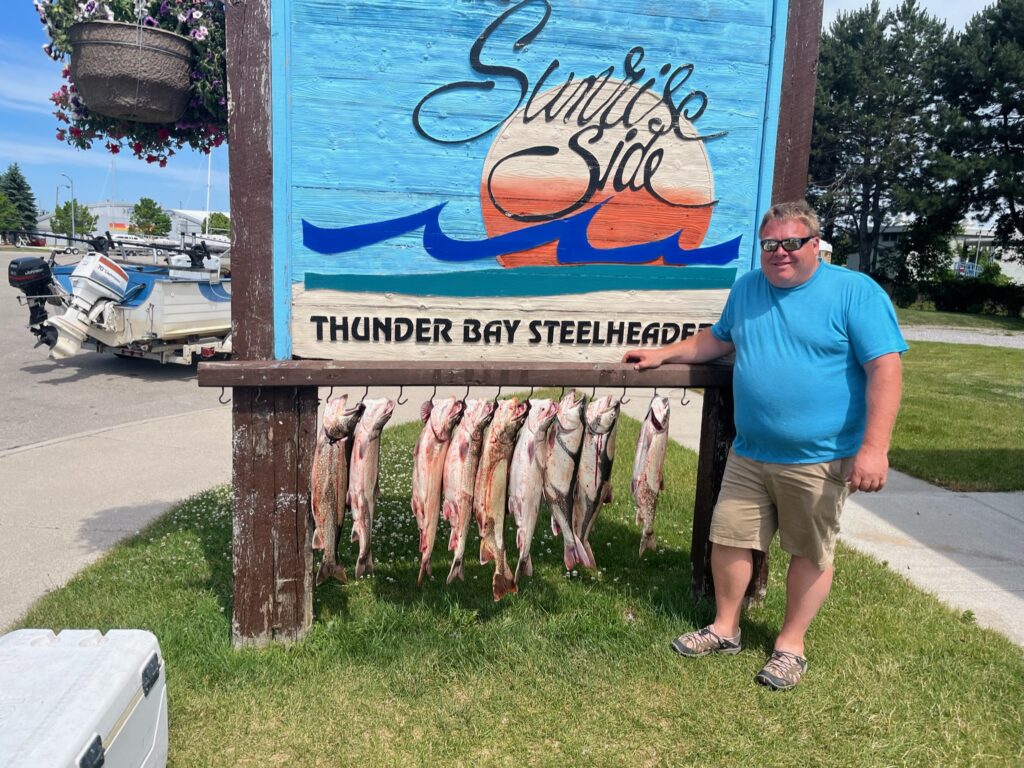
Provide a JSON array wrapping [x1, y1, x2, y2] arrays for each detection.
[[0, 193, 21, 243], [130, 198, 172, 236], [0, 164, 39, 234], [201, 211, 231, 235], [51, 199, 97, 237], [944, 0, 1024, 255], [809, 0, 956, 273]]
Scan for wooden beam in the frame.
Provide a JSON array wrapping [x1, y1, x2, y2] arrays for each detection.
[[198, 360, 733, 389], [772, 0, 824, 203]]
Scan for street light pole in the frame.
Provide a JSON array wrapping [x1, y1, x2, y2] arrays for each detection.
[[60, 172, 75, 243]]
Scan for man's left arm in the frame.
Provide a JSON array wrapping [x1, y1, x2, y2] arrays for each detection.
[[848, 352, 903, 493]]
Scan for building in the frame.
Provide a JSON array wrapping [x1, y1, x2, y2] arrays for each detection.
[[35, 201, 229, 246]]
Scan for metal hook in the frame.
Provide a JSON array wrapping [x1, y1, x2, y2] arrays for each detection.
[[218, 387, 231, 405], [254, 386, 264, 406], [359, 384, 369, 403], [493, 385, 502, 404], [620, 385, 630, 405], [326, 386, 335, 403], [430, 384, 437, 401], [590, 385, 596, 400], [559, 385, 565, 400], [528, 384, 535, 400], [396, 385, 409, 406], [680, 387, 691, 406], [462, 383, 471, 402]]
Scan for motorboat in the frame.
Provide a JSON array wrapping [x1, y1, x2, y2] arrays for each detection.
[[8, 232, 231, 365]]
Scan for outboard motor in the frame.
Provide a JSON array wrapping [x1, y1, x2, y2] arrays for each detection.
[[8, 256, 58, 347], [47, 253, 129, 359]]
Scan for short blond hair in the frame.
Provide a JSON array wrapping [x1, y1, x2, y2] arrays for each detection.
[[759, 200, 820, 237]]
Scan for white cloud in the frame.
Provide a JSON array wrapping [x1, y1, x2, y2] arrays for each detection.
[[0, 36, 64, 115]]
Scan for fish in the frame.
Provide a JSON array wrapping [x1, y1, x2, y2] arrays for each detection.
[[310, 395, 364, 585], [410, 396, 465, 587], [542, 390, 591, 570], [441, 398, 497, 584], [632, 395, 670, 556], [473, 397, 529, 601], [346, 397, 395, 578], [509, 398, 559, 585], [572, 395, 621, 569]]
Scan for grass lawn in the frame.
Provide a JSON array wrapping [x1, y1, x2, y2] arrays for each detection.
[[896, 306, 1024, 332], [893, 342, 1024, 491], [19, 416, 1024, 766]]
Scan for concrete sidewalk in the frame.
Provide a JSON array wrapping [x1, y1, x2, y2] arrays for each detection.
[[2, 388, 1021, 646]]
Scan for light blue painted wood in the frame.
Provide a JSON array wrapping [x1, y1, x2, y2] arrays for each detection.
[[271, 0, 790, 356]]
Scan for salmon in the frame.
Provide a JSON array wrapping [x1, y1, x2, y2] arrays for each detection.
[[473, 397, 529, 601], [509, 398, 559, 585], [442, 399, 496, 584], [347, 397, 395, 578], [310, 395, 364, 585], [632, 395, 670, 556], [410, 396, 465, 587], [543, 391, 590, 570], [572, 395, 621, 569]]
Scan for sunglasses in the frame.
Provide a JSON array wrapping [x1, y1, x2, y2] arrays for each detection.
[[760, 236, 816, 253]]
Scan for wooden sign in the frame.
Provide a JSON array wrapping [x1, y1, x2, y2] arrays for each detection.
[[272, 0, 795, 362]]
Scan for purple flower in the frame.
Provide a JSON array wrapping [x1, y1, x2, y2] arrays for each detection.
[[159, 0, 170, 15], [143, 15, 158, 27], [190, 25, 208, 41]]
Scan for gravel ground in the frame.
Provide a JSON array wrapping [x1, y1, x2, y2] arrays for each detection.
[[901, 326, 1024, 349]]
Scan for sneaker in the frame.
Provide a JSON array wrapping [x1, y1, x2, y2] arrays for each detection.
[[755, 650, 808, 691], [670, 625, 742, 657]]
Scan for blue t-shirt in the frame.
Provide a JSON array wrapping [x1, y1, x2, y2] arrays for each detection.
[[711, 262, 907, 463]]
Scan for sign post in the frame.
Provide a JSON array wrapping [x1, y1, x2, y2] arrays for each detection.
[[210, 0, 821, 645]]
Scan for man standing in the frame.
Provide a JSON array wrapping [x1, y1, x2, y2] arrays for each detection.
[[622, 201, 906, 691]]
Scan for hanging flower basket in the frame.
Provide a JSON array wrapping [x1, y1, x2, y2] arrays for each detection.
[[67, 20, 192, 124]]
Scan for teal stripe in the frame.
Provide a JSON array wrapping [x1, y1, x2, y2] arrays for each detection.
[[305, 266, 737, 297], [272, 0, 293, 360]]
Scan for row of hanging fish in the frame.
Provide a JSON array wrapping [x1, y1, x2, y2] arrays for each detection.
[[310, 390, 672, 601]]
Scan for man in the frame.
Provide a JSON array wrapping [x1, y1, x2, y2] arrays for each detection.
[[622, 200, 906, 691]]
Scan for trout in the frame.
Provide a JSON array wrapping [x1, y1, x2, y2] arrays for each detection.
[[347, 397, 395, 578], [473, 397, 528, 601], [310, 395, 364, 585], [632, 395, 670, 556], [442, 398, 496, 584], [572, 395, 620, 569], [509, 398, 559, 585], [543, 391, 590, 570], [410, 396, 464, 587]]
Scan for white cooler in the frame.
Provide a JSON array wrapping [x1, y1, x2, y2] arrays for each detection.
[[0, 629, 168, 768]]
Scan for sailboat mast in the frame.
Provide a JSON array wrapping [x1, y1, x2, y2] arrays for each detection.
[[204, 152, 212, 235]]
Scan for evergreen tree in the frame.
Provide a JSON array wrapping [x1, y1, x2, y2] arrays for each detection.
[[0, 164, 39, 234], [0, 193, 21, 243], [809, 0, 955, 274], [944, 0, 1024, 254], [130, 197, 172, 236], [51, 199, 97, 238]]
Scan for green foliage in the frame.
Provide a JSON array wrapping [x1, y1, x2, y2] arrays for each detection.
[[130, 197, 172, 236], [36, 0, 227, 165], [810, 1, 959, 276], [51, 199, 98, 236], [920, 279, 1024, 317], [18, 415, 1024, 764], [201, 211, 230, 235], [0, 163, 39, 233], [943, 0, 1024, 254], [0, 193, 21, 236]]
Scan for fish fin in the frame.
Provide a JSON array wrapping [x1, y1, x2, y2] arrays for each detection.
[[515, 528, 524, 552], [582, 541, 596, 570], [447, 558, 464, 584], [602, 482, 613, 504], [447, 526, 459, 551], [493, 559, 517, 601], [480, 538, 496, 564], [562, 539, 577, 570], [658, 474, 664, 491], [441, 499, 456, 526], [420, 399, 433, 423], [411, 497, 424, 526], [550, 515, 560, 537], [639, 531, 657, 556], [355, 551, 373, 578], [311, 528, 324, 550]]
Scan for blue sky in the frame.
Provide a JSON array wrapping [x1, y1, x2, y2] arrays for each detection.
[[0, 0, 990, 220]]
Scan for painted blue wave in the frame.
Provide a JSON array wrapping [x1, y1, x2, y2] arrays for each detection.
[[302, 199, 741, 266]]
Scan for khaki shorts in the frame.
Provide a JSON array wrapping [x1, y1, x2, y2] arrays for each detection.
[[709, 450, 854, 570]]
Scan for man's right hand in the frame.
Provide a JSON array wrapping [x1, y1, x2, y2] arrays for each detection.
[[621, 349, 665, 370]]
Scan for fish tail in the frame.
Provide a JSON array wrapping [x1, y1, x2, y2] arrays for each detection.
[[639, 530, 657, 556], [446, 557, 464, 584], [513, 555, 533, 585], [355, 550, 374, 578], [581, 540, 597, 570], [492, 556, 517, 602], [316, 560, 348, 586], [417, 557, 432, 588]]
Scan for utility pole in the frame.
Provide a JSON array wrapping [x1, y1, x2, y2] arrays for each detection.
[[60, 172, 75, 242]]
